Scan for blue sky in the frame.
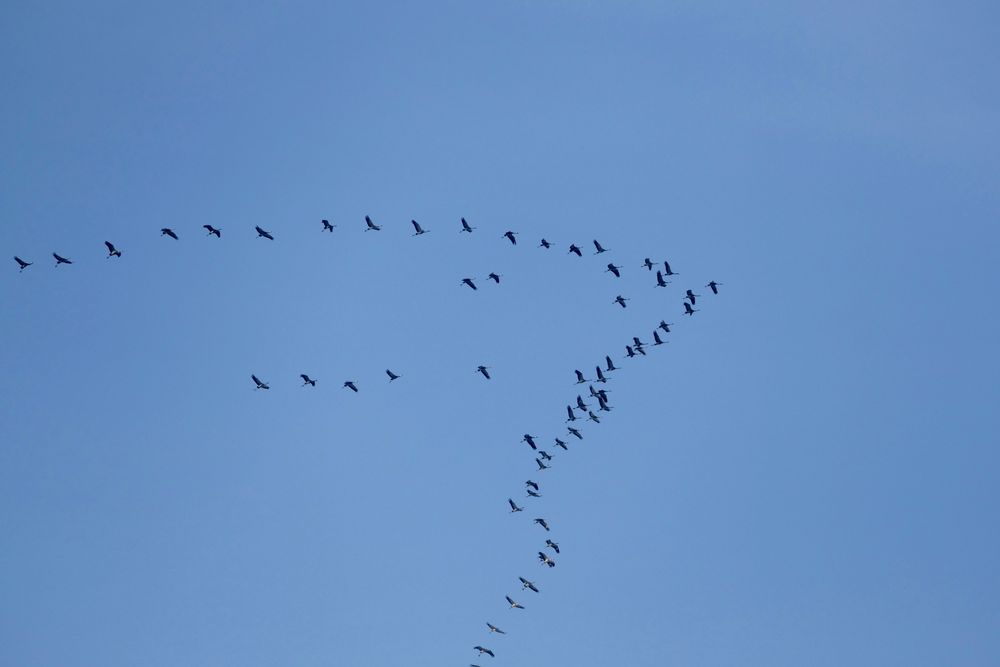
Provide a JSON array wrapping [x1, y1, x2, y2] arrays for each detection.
[[2, 2, 998, 665]]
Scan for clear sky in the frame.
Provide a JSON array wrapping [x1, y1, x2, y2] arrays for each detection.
[[2, 2, 998, 665]]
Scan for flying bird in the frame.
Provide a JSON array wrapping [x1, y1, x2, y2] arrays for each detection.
[[538, 450, 552, 461], [595, 366, 608, 383], [568, 244, 582, 257], [522, 434, 538, 450], [587, 411, 601, 424], [364, 215, 381, 231], [473, 646, 495, 658], [519, 577, 539, 593], [53, 253, 72, 265], [476, 365, 491, 380], [203, 224, 221, 237], [553, 438, 568, 450], [658, 321, 673, 333], [633, 336, 645, 349], [707, 280, 722, 294], [486, 622, 506, 635], [321, 219, 336, 232], [462, 277, 478, 290], [614, 295, 629, 308], [343, 381, 358, 392], [593, 240, 609, 254], [597, 394, 611, 412], [663, 260, 678, 276], [685, 289, 700, 305], [574, 369, 586, 384], [503, 231, 518, 245], [606, 263, 621, 278], [539, 238, 552, 248], [300, 374, 316, 387], [526, 480, 539, 491], [535, 458, 550, 470], [508, 498, 523, 513], [626, 345, 636, 358], [605, 356, 618, 372], [656, 270, 669, 287], [161, 228, 178, 240], [386, 369, 400, 381], [642, 257, 654, 270], [545, 539, 560, 553], [251, 374, 269, 390], [460, 218, 475, 233], [684, 302, 699, 316], [487, 272, 501, 284], [534, 518, 550, 531], [255, 226, 274, 240], [411, 220, 428, 235], [565, 405, 577, 422], [567, 426, 583, 440], [104, 241, 122, 258], [505, 596, 524, 610], [575, 395, 589, 411], [526, 488, 541, 498], [538, 552, 556, 567], [653, 330, 666, 346], [14, 256, 32, 272]]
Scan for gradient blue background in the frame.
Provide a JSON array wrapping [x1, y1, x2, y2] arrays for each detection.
[[2, 2, 998, 665]]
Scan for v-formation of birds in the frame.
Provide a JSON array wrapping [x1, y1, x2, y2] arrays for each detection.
[[10, 215, 723, 662]]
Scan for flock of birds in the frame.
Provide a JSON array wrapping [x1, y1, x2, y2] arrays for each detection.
[[11, 215, 723, 663]]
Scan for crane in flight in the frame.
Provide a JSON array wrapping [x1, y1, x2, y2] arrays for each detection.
[[255, 226, 274, 240], [460, 218, 475, 233], [251, 375, 269, 390], [104, 241, 122, 258], [321, 220, 336, 232], [300, 374, 316, 387], [364, 216, 381, 231], [203, 224, 221, 237], [411, 220, 429, 235], [14, 256, 32, 271], [53, 253, 73, 266], [161, 228, 178, 240]]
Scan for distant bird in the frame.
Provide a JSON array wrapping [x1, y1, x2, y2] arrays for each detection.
[[685, 289, 700, 305], [606, 263, 621, 278], [567, 426, 583, 440], [658, 320, 673, 333], [663, 260, 678, 276], [503, 231, 518, 245], [522, 434, 538, 450], [364, 215, 381, 231], [508, 498, 523, 513], [626, 345, 636, 358], [538, 552, 556, 567], [575, 395, 589, 411], [53, 253, 72, 266], [539, 238, 552, 248], [598, 394, 612, 412], [203, 224, 221, 237], [546, 539, 560, 554], [160, 228, 178, 240], [476, 365, 491, 380], [300, 374, 316, 387], [321, 219, 336, 232], [251, 374, 269, 390], [460, 218, 475, 233], [605, 355, 618, 372], [588, 384, 601, 399], [642, 258, 654, 271], [653, 330, 666, 346], [684, 302, 699, 316], [595, 366, 608, 383], [386, 369, 401, 381], [593, 240, 609, 254], [506, 595, 525, 609], [538, 450, 552, 461], [343, 381, 358, 392], [104, 241, 122, 258], [614, 295, 629, 308], [488, 272, 501, 284], [565, 405, 577, 422], [553, 438, 568, 450], [462, 277, 478, 290], [574, 369, 586, 384], [635, 344, 647, 356], [519, 577, 539, 593], [587, 411, 601, 424], [707, 280, 722, 294], [526, 480, 539, 491], [527, 489, 541, 498], [656, 270, 669, 287], [255, 226, 274, 240], [473, 646, 495, 658], [633, 336, 645, 348], [14, 256, 32, 272], [411, 220, 428, 235], [535, 458, 550, 470], [486, 622, 506, 635], [534, 518, 550, 531], [568, 244, 582, 257]]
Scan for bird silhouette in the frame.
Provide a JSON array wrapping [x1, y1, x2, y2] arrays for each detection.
[[364, 216, 381, 231], [655, 270, 669, 287], [595, 366, 608, 383], [684, 302, 699, 316], [614, 295, 629, 308], [503, 231, 518, 245], [642, 258, 654, 270], [707, 280, 722, 294], [104, 241, 122, 258], [527, 488, 541, 498], [251, 374, 269, 390], [539, 238, 552, 248], [473, 646, 495, 658], [553, 438, 568, 450], [568, 244, 582, 257], [203, 224, 221, 237], [658, 321, 673, 333], [488, 273, 501, 284], [587, 411, 601, 424], [538, 450, 552, 461], [462, 277, 478, 290], [460, 218, 475, 233], [534, 518, 550, 531], [411, 220, 428, 235], [663, 260, 678, 275], [575, 395, 589, 411], [526, 480, 539, 491], [522, 434, 538, 450], [300, 374, 316, 387], [519, 577, 539, 593], [653, 330, 666, 346], [321, 219, 336, 232], [606, 263, 621, 277], [14, 256, 32, 271], [565, 405, 577, 422], [567, 426, 583, 440], [343, 381, 358, 392], [53, 253, 72, 266], [593, 240, 609, 254], [535, 458, 550, 470], [160, 228, 178, 240], [538, 552, 556, 567], [546, 539, 560, 553], [476, 366, 491, 380], [508, 498, 523, 513], [685, 289, 700, 305], [255, 226, 274, 240], [605, 355, 618, 372], [626, 345, 636, 358], [486, 622, 506, 634], [505, 596, 524, 609], [574, 369, 586, 384], [386, 369, 400, 381]]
